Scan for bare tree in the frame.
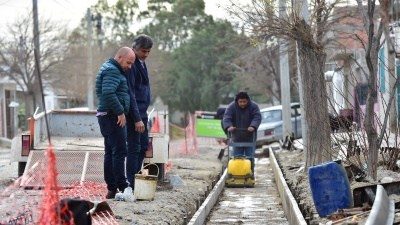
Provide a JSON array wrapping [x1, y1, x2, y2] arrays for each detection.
[[320, 1, 398, 180], [50, 26, 119, 105], [234, 44, 282, 105], [227, 0, 346, 167], [0, 13, 68, 117], [352, 0, 396, 180]]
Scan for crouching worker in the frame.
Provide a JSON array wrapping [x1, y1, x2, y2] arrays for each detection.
[[222, 91, 261, 175]]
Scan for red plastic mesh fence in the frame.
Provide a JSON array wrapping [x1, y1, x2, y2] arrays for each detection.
[[168, 114, 222, 157], [0, 147, 118, 225], [37, 145, 62, 225], [59, 182, 119, 225], [179, 114, 198, 155]]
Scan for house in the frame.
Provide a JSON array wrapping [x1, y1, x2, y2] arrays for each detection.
[[324, 5, 385, 131], [0, 77, 18, 139]]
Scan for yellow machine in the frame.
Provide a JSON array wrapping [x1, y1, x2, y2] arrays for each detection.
[[225, 128, 256, 188], [226, 156, 254, 187]]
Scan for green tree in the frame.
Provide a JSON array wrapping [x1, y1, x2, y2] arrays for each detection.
[[91, 0, 139, 41], [161, 21, 247, 112], [140, 0, 213, 50]]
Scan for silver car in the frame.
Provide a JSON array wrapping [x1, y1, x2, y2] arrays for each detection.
[[256, 103, 302, 146]]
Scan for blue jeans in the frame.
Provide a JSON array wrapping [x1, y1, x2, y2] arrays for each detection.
[[126, 116, 149, 187], [97, 114, 128, 192], [233, 147, 255, 172]]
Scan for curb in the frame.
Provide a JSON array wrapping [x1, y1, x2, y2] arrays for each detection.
[[187, 169, 227, 225], [269, 148, 307, 225]]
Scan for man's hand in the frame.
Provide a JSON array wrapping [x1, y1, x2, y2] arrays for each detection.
[[117, 114, 126, 127], [135, 121, 145, 133], [227, 126, 235, 132], [248, 126, 255, 132]]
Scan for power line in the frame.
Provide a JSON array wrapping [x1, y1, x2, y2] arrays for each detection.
[[0, 0, 26, 8], [0, 0, 13, 6], [53, 0, 74, 13], [61, 0, 75, 8]]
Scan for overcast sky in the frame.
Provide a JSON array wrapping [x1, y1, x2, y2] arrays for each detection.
[[0, 0, 238, 30]]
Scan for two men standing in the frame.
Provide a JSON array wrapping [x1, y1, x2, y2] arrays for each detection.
[[95, 47, 135, 199], [95, 35, 153, 198]]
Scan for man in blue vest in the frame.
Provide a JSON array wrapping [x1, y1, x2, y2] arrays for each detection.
[[95, 47, 135, 199], [126, 34, 153, 188]]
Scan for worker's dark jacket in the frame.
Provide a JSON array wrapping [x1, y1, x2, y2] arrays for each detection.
[[222, 100, 261, 142], [95, 58, 130, 115], [126, 58, 151, 122]]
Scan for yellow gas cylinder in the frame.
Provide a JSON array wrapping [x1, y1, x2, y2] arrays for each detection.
[[227, 157, 252, 176]]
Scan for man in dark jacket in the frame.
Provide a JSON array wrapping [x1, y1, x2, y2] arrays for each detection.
[[126, 34, 153, 187], [96, 46, 135, 199], [222, 91, 261, 173]]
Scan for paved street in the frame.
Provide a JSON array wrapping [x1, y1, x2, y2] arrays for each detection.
[[0, 146, 10, 165], [0, 146, 18, 189]]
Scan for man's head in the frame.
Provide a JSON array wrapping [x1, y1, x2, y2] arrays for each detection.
[[132, 34, 153, 61], [235, 91, 250, 109], [114, 47, 136, 71]]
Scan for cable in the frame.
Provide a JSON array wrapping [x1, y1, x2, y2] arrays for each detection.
[[0, 0, 13, 6], [53, 0, 74, 13]]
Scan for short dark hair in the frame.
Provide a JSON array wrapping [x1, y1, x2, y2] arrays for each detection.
[[235, 91, 250, 101], [132, 34, 153, 50]]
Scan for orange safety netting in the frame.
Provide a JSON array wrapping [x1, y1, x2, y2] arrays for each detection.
[[179, 114, 198, 155], [37, 145, 63, 225], [0, 145, 119, 225]]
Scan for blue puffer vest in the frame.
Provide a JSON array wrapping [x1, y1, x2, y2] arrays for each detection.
[[95, 58, 130, 115]]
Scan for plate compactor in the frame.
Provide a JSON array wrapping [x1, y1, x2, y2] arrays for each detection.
[[225, 128, 256, 188]]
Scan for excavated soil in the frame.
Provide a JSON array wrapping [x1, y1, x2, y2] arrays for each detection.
[[112, 144, 224, 225], [276, 145, 400, 225]]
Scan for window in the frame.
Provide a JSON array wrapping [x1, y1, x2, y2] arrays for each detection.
[[355, 84, 377, 105], [261, 110, 282, 123]]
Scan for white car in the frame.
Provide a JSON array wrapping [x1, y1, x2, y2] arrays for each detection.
[[256, 103, 302, 146]]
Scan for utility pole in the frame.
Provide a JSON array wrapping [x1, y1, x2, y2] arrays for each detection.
[[294, 0, 309, 154], [32, 0, 42, 112], [32, 0, 51, 143], [279, 0, 292, 141], [86, 8, 94, 110]]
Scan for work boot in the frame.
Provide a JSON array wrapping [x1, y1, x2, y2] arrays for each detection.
[[106, 190, 117, 199]]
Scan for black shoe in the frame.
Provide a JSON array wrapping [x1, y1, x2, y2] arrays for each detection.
[[106, 190, 117, 199], [118, 185, 128, 192]]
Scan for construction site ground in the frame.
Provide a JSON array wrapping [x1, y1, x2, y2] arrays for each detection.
[[277, 141, 400, 225], [0, 139, 224, 225]]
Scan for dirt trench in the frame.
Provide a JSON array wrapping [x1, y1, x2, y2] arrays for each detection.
[[276, 148, 400, 225], [109, 144, 224, 225]]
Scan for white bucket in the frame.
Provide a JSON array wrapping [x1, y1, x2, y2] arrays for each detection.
[[134, 164, 159, 201]]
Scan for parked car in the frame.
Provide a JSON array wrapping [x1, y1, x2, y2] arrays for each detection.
[[256, 103, 302, 146]]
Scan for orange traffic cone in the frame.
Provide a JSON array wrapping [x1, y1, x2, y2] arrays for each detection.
[[150, 116, 160, 133]]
